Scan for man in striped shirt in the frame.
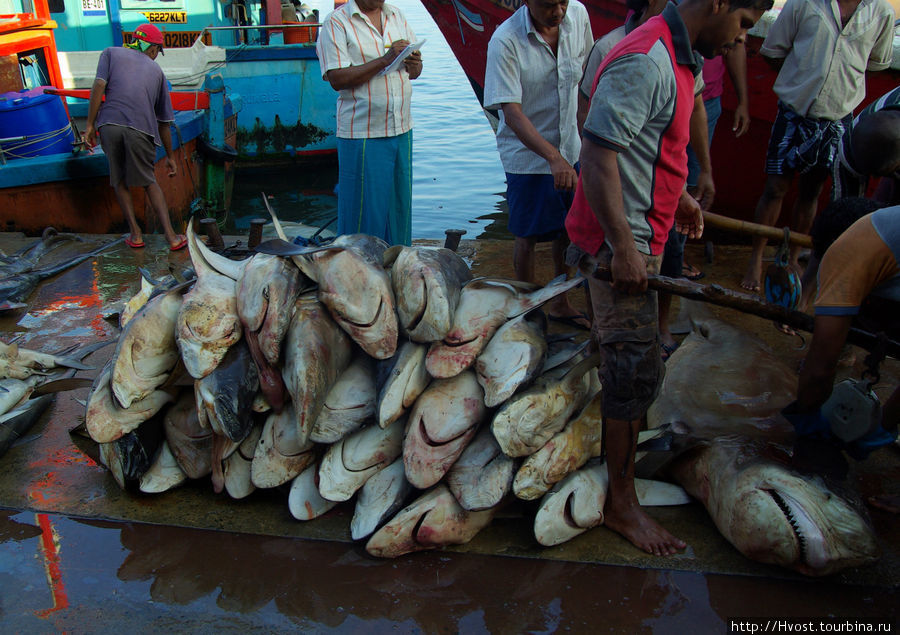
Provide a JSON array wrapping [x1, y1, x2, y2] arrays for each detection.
[[317, 0, 422, 245]]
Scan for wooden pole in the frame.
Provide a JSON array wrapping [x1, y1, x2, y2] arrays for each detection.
[[703, 211, 813, 248], [591, 265, 899, 358]]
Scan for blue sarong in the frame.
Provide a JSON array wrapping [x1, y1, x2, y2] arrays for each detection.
[[336, 131, 412, 246]]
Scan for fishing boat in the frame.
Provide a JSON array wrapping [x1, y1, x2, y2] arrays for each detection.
[[49, 0, 337, 163], [420, 0, 900, 221], [0, 0, 241, 235]]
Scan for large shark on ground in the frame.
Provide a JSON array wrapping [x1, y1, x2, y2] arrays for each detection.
[[643, 313, 880, 577]]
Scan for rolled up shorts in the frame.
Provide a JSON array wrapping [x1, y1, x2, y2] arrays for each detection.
[[566, 242, 665, 421], [99, 124, 157, 188], [507, 169, 577, 241], [765, 101, 851, 176]]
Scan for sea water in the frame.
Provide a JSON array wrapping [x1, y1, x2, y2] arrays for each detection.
[[228, 0, 510, 242]]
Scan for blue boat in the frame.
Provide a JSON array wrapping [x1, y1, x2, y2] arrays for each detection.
[[0, 0, 243, 235], [50, 0, 337, 163]]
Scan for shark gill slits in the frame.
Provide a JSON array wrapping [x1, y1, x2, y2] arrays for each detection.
[[404, 274, 428, 331], [562, 492, 579, 528]]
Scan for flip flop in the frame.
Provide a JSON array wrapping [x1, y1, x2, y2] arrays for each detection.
[[548, 313, 591, 331], [681, 262, 704, 281], [661, 342, 679, 362], [169, 235, 188, 252], [124, 237, 145, 249]]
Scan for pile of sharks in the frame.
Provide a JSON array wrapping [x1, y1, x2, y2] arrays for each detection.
[[72, 207, 881, 577]]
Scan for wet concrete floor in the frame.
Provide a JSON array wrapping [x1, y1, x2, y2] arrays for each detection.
[[0, 231, 897, 631]]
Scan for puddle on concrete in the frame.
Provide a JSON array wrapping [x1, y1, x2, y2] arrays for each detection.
[[0, 510, 896, 632]]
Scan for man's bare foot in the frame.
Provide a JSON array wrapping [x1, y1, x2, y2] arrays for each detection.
[[604, 501, 687, 556], [547, 298, 591, 330], [740, 273, 761, 293], [868, 494, 900, 514]]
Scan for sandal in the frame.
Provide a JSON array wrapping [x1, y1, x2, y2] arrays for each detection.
[[681, 262, 704, 281], [661, 342, 679, 362], [125, 237, 145, 249], [169, 235, 188, 251]]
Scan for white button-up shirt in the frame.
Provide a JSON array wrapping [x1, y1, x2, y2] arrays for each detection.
[[760, 0, 894, 120], [484, 1, 593, 174], [316, 0, 416, 139]]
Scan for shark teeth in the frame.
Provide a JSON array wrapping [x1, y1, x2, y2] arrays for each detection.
[[767, 488, 808, 563]]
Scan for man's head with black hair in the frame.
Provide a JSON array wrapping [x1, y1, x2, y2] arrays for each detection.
[[810, 197, 884, 260], [850, 111, 900, 178]]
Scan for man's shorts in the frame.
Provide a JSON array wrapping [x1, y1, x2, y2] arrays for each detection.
[[99, 124, 157, 188], [566, 242, 665, 421], [507, 171, 576, 241], [765, 101, 851, 176]]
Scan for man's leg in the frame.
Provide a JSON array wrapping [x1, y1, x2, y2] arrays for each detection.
[[145, 182, 181, 247], [387, 131, 413, 247], [741, 173, 792, 291], [604, 415, 686, 555], [580, 247, 685, 555], [546, 233, 591, 327], [658, 227, 686, 357], [113, 181, 142, 242], [513, 235, 536, 283], [788, 167, 829, 267]]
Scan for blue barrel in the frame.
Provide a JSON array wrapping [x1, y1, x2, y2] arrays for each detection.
[[0, 86, 76, 159]]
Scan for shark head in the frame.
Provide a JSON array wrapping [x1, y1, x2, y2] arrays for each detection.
[[715, 454, 879, 576]]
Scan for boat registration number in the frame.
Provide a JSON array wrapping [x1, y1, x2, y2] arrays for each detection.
[[122, 30, 210, 48], [141, 11, 188, 23]]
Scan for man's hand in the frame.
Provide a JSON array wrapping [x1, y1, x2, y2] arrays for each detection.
[[610, 246, 648, 294], [675, 190, 703, 239], [165, 156, 177, 177], [732, 102, 750, 137], [549, 154, 577, 191], [404, 49, 422, 78], [384, 40, 409, 65], [83, 124, 98, 149], [692, 169, 715, 211]]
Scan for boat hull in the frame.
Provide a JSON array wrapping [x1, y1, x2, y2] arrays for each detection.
[[0, 110, 237, 236], [421, 0, 900, 222]]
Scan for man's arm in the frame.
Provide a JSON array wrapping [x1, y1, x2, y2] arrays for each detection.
[[689, 93, 714, 210], [324, 40, 407, 91], [84, 78, 106, 147], [158, 122, 176, 177], [796, 314, 853, 411], [580, 136, 647, 293], [501, 102, 577, 191], [724, 43, 749, 136]]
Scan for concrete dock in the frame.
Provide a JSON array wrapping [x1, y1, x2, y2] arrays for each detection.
[[0, 231, 897, 630]]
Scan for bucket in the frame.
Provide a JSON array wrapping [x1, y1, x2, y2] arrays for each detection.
[[0, 87, 76, 159], [284, 21, 318, 44]]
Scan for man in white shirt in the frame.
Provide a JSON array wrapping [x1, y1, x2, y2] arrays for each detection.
[[317, 0, 422, 245], [739, 0, 894, 292], [484, 0, 593, 328]]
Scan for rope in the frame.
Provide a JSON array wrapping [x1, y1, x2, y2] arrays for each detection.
[[0, 124, 74, 159]]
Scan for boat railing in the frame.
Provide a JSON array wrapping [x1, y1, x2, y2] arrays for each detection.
[[198, 23, 324, 48]]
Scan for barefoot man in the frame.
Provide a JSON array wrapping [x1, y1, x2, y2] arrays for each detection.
[[565, 0, 772, 554]]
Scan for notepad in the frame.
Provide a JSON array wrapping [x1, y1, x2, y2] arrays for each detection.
[[379, 39, 426, 75]]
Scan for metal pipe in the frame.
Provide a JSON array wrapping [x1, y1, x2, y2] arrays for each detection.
[[444, 229, 466, 252], [248, 218, 267, 250], [199, 217, 225, 251]]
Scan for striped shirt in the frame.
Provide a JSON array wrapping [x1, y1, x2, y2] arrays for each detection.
[[483, 1, 593, 174], [316, 0, 416, 139], [760, 0, 894, 120]]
